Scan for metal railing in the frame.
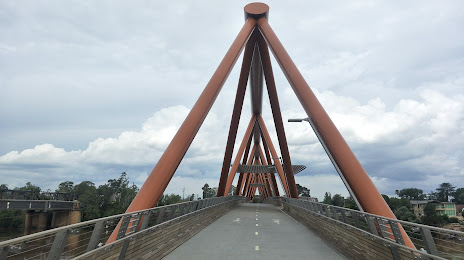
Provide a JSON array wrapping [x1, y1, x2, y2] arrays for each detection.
[[0, 196, 243, 260], [271, 197, 464, 260]]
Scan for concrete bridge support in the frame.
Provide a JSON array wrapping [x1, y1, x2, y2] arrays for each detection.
[[23, 201, 81, 235]]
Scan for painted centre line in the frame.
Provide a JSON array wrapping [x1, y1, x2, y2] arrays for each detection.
[[255, 232, 258, 236], [256, 218, 258, 221], [255, 245, 259, 251], [256, 223, 259, 226]]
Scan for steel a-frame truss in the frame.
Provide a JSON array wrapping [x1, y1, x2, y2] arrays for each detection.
[[107, 3, 415, 248]]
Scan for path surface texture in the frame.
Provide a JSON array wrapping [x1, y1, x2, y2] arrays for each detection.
[[164, 203, 346, 259]]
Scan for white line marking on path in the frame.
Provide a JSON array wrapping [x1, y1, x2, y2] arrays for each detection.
[[233, 218, 240, 223], [255, 232, 258, 235], [255, 246, 259, 251], [256, 223, 258, 226], [256, 218, 258, 221], [272, 219, 280, 224]]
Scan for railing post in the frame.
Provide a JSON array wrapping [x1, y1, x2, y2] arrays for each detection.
[[376, 217, 390, 238], [340, 209, 348, 224], [86, 220, 106, 252], [117, 215, 132, 240], [388, 245, 401, 260], [324, 205, 331, 218], [419, 227, 438, 256], [139, 210, 153, 231], [156, 207, 166, 225], [168, 205, 178, 220], [366, 216, 380, 236], [351, 211, 360, 228], [388, 220, 405, 246], [331, 207, 339, 221], [130, 213, 143, 234], [47, 230, 69, 260], [0, 246, 9, 260], [197, 200, 204, 209], [118, 239, 131, 260], [179, 204, 186, 216]]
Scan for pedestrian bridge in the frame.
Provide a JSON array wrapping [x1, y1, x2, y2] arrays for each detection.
[[2, 3, 461, 260], [0, 196, 462, 259]]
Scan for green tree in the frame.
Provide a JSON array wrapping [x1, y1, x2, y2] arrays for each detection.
[[157, 194, 182, 206], [164, 194, 182, 205], [397, 188, 426, 200], [453, 188, 464, 204], [56, 181, 74, 194], [296, 184, 310, 197], [202, 183, 216, 198], [74, 181, 101, 220], [421, 203, 448, 227], [344, 196, 359, 210], [435, 183, 456, 202], [0, 210, 24, 229], [98, 172, 138, 216], [228, 185, 236, 196], [387, 197, 412, 212], [16, 182, 41, 199], [394, 206, 416, 222], [202, 183, 211, 199], [323, 192, 332, 205], [382, 194, 390, 205], [331, 194, 344, 207]]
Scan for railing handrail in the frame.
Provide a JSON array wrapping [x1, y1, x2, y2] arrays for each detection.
[[0, 195, 244, 248]]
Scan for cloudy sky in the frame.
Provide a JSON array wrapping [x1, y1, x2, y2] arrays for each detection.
[[1, 1, 463, 200]]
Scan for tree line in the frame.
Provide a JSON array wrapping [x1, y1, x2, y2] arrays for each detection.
[[322, 182, 463, 227], [1, 173, 220, 231]]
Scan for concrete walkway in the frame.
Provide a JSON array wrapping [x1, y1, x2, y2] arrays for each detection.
[[164, 203, 346, 259]]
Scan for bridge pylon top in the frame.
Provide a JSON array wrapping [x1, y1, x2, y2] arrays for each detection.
[[244, 2, 269, 20]]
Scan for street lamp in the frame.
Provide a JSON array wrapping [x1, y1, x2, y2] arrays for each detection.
[[288, 117, 363, 211]]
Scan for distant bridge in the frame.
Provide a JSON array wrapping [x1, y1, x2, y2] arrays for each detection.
[[0, 200, 75, 211]]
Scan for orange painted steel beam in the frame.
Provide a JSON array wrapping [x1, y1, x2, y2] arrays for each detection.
[[250, 43, 264, 145], [237, 144, 256, 196], [262, 173, 272, 198], [257, 115, 290, 197], [256, 14, 415, 249], [246, 174, 255, 198], [217, 31, 257, 197], [256, 33, 298, 199], [258, 145, 275, 196], [223, 116, 257, 196], [260, 131, 280, 196], [106, 18, 256, 244], [242, 146, 257, 196], [255, 159, 269, 198], [234, 128, 254, 195]]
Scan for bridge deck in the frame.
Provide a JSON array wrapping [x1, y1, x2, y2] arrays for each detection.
[[164, 203, 346, 260]]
